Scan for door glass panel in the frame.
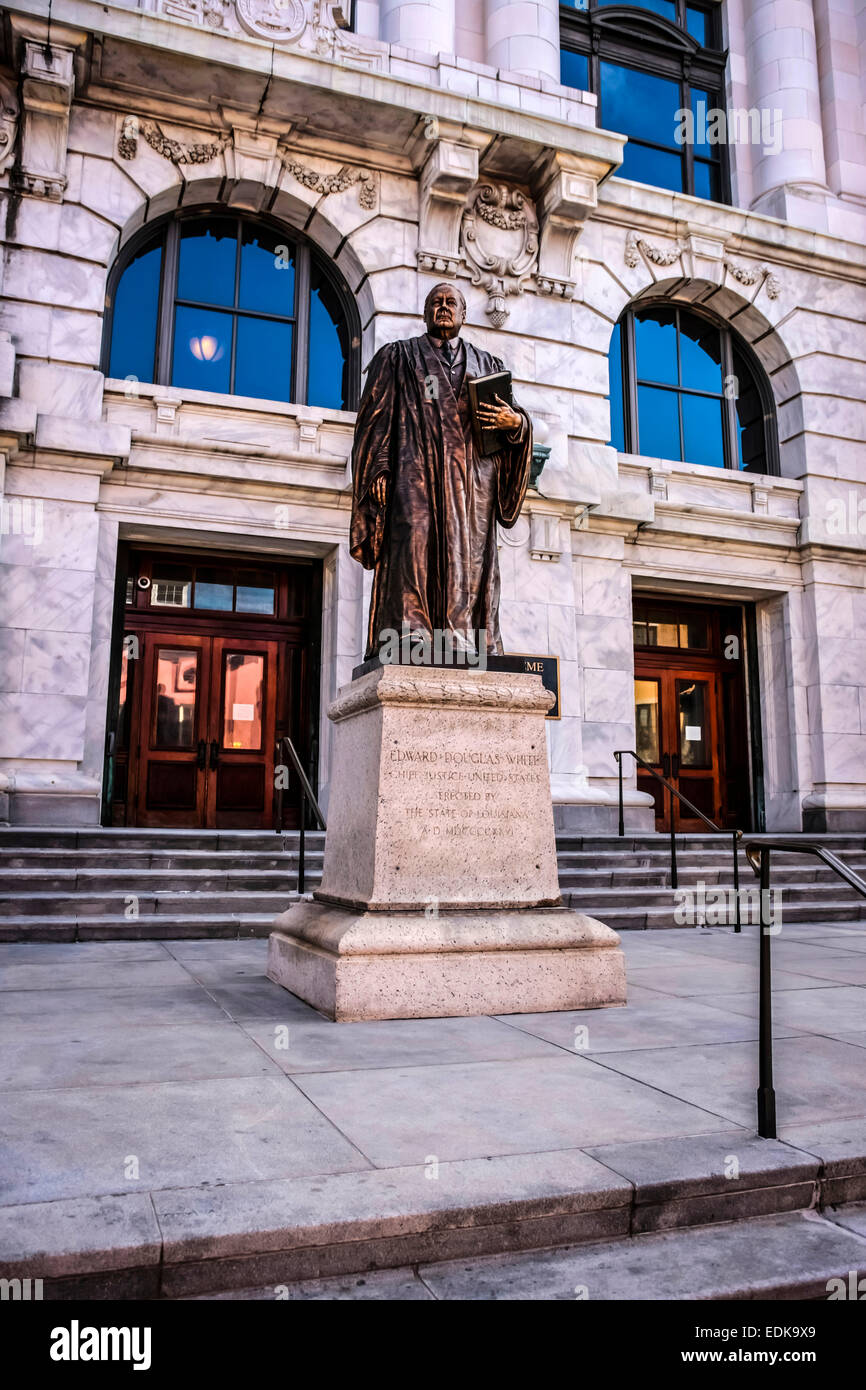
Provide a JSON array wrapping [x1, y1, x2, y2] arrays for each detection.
[[634, 679, 660, 764], [116, 644, 131, 751], [222, 653, 264, 750], [678, 679, 709, 768], [194, 567, 234, 611], [646, 611, 680, 647], [679, 616, 708, 648], [154, 649, 198, 749], [151, 564, 192, 608], [236, 572, 275, 614]]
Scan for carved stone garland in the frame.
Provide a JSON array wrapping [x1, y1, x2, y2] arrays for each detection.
[[460, 183, 539, 327], [280, 155, 377, 209]]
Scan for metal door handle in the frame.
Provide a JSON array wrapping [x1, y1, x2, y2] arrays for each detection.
[[197, 739, 207, 770], [209, 739, 219, 770]]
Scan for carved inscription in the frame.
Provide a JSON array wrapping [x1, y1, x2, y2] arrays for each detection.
[[385, 745, 544, 840]]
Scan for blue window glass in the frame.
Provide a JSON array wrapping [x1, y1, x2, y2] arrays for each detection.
[[308, 267, 349, 411], [177, 220, 236, 307], [601, 62, 682, 149], [108, 238, 162, 384], [607, 321, 625, 451], [732, 349, 765, 471], [234, 316, 293, 402], [690, 87, 715, 159], [172, 305, 232, 394], [239, 225, 295, 316], [682, 393, 724, 468], [637, 384, 680, 459], [626, 306, 766, 471], [635, 308, 678, 386], [597, 0, 677, 19], [678, 312, 722, 392], [194, 568, 233, 610], [686, 5, 709, 44], [560, 49, 589, 91], [693, 159, 721, 202], [619, 143, 684, 192]]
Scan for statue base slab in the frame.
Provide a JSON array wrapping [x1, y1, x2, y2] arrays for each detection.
[[268, 902, 626, 1022], [267, 663, 626, 1020]]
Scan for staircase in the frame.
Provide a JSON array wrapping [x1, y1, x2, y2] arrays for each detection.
[[0, 827, 864, 941]]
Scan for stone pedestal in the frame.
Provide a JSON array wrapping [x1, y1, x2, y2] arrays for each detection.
[[268, 664, 626, 1020]]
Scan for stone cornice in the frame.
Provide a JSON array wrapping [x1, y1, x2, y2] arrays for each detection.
[[597, 183, 866, 282], [6, 0, 624, 172], [329, 665, 554, 722]]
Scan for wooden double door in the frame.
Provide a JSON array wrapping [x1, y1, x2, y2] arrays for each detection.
[[632, 597, 751, 832], [133, 632, 277, 828], [633, 667, 724, 831]]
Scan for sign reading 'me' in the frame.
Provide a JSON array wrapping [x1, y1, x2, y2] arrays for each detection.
[[489, 654, 561, 719]]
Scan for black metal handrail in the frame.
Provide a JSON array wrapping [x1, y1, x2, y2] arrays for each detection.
[[614, 749, 743, 931], [744, 837, 866, 1140], [274, 736, 326, 894]]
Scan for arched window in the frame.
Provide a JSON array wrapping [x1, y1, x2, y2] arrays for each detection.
[[607, 304, 779, 473], [103, 212, 359, 410]]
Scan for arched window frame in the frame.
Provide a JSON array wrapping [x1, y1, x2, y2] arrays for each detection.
[[101, 208, 361, 411], [560, 2, 731, 203], [611, 300, 781, 475]]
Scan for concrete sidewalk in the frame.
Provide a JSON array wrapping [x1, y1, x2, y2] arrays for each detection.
[[1, 920, 865, 1297]]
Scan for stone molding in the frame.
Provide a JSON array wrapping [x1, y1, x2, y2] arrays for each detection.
[[0, 75, 19, 176], [534, 155, 598, 300], [416, 135, 481, 278], [329, 666, 555, 722], [14, 40, 77, 200]]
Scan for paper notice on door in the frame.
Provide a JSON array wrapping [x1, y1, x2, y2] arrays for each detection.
[[685, 725, 702, 741], [232, 703, 254, 721]]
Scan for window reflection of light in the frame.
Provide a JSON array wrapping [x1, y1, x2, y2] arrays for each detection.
[[189, 335, 224, 362]]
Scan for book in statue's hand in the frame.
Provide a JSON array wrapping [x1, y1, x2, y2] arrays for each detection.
[[467, 370, 513, 458]]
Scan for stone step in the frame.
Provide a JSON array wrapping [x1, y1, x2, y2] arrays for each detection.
[[0, 891, 292, 918], [202, 1207, 866, 1302], [0, 869, 314, 893], [4, 1133, 864, 1300], [0, 913, 280, 942], [565, 897, 866, 929]]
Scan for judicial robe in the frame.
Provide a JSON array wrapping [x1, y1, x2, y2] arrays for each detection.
[[349, 332, 532, 659]]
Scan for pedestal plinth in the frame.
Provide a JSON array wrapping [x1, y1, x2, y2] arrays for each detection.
[[268, 664, 626, 1020]]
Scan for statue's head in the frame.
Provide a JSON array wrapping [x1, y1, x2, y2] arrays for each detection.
[[424, 282, 466, 340]]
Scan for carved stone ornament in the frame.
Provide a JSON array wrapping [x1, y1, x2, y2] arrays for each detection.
[[724, 258, 780, 301], [460, 183, 539, 327], [156, 0, 384, 65], [625, 230, 683, 269], [280, 154, 377, 209], [234, 0, 306, 42], [139, 119, 227, 165], [117, 115, 139, 161], [0, 75, 19, 177]]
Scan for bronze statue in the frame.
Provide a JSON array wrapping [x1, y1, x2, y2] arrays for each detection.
[[349, 282, 533, 660]]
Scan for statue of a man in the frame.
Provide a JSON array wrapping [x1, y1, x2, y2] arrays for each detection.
[[349, 282, 533, 660]]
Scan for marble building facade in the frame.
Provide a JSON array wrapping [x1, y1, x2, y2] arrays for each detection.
[[0, 0, 863, 833]]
